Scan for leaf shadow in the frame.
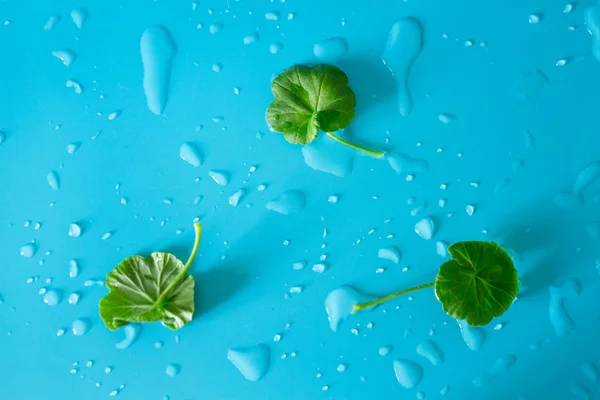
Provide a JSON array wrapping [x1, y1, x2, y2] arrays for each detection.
[[518, 255, 558, 297], [192, 266, 250, 316], [337, 57, 396, 115], [160, 245, 250, 316]]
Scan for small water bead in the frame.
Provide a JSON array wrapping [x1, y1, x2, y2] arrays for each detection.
[[227, 344, 270, 382], [564, 3, 574, 13], [68, 292, 80, 305], [68, 223, 83, 238], [39, 287, 48, 295], [52, 49, 76, 66], [288, 13, 296, 20], [44, 14, 61, 31], [313, 37, 348, 62], [72, 318, 91, 336], [466, 204, 476, 216], [180, 143, 203, 167], [379, 346, 392, 356], [265, 11, 280, 20], [20, 243, 37, 258], [328, 195, 339, 203], [66, 142, 80, 154], [289, 286, 303, 294], [393, 359, 423, 389], [273, 334, 282, 342], [438, 198, 447, 207], [243, 33, 259, 44], [84, 279, 104, 287], [528, 14, 542, 24], [57, 329, 66, 337], [233, 87, 240, 95], [47, 171, 60, 190], [69, 260, 80, 278], [208, 170, 230, 186], [269, 43, 283, 54], [43, 290, 62, 306], [556, 58, 568, 67], [414, 218, 435, 240], [312, 263, 327, 273], [416, 340, 444, 366], [107, 110, 120, 121], [165, 364, 180, 377], [101, 231, 113, 240], [70, 368, 78, 375], [281, 353, 288, 359], [350, 328, 359, 335], [375, 267, 386, 274], [209, 23, 223, 34], [228, 189, 245, 207], [435, 241, 448, 257], [85, 360, 94, 368], [322, 385, 329, 392], [66, 79, 83, 94], [337, 364, 347, 372], [212, 63, 222, 72], [70, 8, 87, 29], [438, 113, 455, 124]]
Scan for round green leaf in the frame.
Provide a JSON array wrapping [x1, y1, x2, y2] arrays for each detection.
[[266, 64, 356, 145], [434, 241, 519, 326]]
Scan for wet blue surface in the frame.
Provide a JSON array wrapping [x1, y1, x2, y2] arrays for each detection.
[[1, 0, 600, 399]]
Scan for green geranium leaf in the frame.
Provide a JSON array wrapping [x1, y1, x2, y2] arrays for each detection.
[[99, 223, 202, 331], [434, 241, 519, 326], [266, 64, 356, 145]]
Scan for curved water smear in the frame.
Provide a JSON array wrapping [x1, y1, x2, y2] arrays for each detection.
[[141, 26, 177, 115], [382, 19, 422, 116]]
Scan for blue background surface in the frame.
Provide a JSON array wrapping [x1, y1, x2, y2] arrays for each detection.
[[1, 0, 600, 399]]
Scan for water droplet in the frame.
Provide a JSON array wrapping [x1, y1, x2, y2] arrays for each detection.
[[208, 170, 230, 186], [549, 278, 580, 337], [209, 23, 223, 34], [102, 231, 113, 240], [378, 247, 401, 264], [84, 279, 104, 287], [337, 363, 347, 372], [243, 33, 259, 44], [325, 286, 376, 331], [179, 143, 203, 167], [72, 318, 91, 336], [266, 190, 305, 215], [65, 143, 80, 156], [528, 13, 542, 24], [20, 243, 37, 258], [56, 328, 66, 336], [435, 241, 448, 257], [107, 110, 120, 121], [322, 385, 329, 391], [292, 261, 305, 270], [229, 189, 246, 207], [554, 161, 600, 209], [52, 49, 76, 66], [66, 79, 83, 94], [43, 290, 62, 306], [227, 344, 270, 382], [44, 15, 61, 31], [416, 392, 425, 400], [393, 359, 422, 389], [313, 37, 348, 62], [273, 334, 282, 342], [141, 25, 176, 115], [556, 58, 569, 67], [68, 292, 80, 305], [269, 43, 283, 54], [416, 340, 444, 366], [382, 18, 422, 116], [165, 364, 180, 377], [440, 386, 450, 396], [472, 354, 517, 387], [466, 204, 476, 216], [379, 346, 392, 356], [68, 259, 80, 278], [265, 11, 280, 20], [68, 223, 83, 238], [386, 152, 428, 176], [438, 113, 455, 124], [457, 320, 486, 351], [47, 171, 60, 190], [70, 8, 87, 28], [564, 3, 575, 13], [414, 217, 435, 240], [312, 263, 327, 273], [115, 324, 141, 349]]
